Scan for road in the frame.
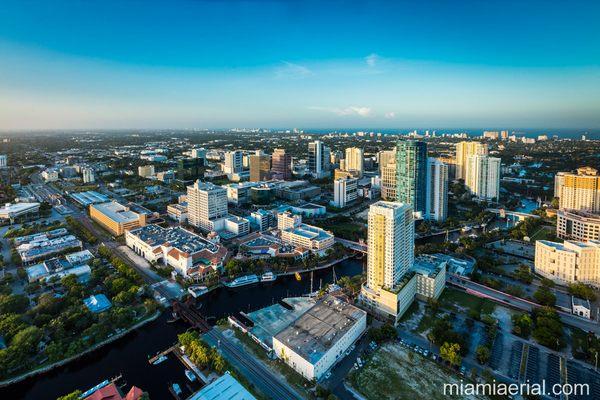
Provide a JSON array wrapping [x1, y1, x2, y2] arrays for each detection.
[[203, 328, 304, 400], [450, 275, 600, 334]]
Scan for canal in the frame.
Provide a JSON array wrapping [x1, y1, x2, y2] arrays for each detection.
[[0, 258, 364, 400]]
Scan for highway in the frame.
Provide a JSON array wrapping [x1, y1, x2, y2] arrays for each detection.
[[449, 274, 600, 334], [203, 328, 304, 400]]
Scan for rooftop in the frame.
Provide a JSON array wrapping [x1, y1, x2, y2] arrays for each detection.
[[84, 294, 112, 313], [129, 224, 219, 255], [92, 201, 142, 223], [274, 296, 366, 365], [188, 372, 256, 400], [70, 190, 109, 206]]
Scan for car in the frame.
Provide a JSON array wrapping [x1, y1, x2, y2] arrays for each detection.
[[350, 344, 356, 351], [325, 372, 332, 380], [423, 350, 429, 357]]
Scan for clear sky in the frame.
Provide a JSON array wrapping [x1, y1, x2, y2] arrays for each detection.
[[1, 0, 599, 130]]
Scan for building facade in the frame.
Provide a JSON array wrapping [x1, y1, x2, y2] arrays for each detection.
[[343, 147, 364, 177], [138, 165, 155, 178], [557, 209, 600, 242], [535, 240, 600, 288], [271, 148, 292, 180], [249, 154, 271, 182], [333, 177, 358, 208], [425, 157, 448, 222], [395, 140, 428, 214], [89, 201, 153, 236], [308, 140, 331, 179], [554, 167, 600, 212], [187, 180, 228, 231], [455, 141, 488, 180], [465, 155, 501, 201], [223, 150, 243, 174]]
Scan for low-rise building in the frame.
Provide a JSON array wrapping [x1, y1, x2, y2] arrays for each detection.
[[0, 202, 40, 223], [249, 209, 276, 232], [572, 296, 591, 319], [90, 201, 154, 236], [223, 181, 260, 205], [333, 177, 358, 208], [125, 224, 228, 279], [84, 294, 112, 314], [272, 296, 366, 380], [16, 233, 83, 265], [280, 223, 334, 253], [70, 191, 110, 207], [535, 239, 600, 287], [224, 215, 250, 237], [41, 169, 59, 182], [167, 202, 188, 223], [557, 209, 600, 242], [188, 372, 256, 400]]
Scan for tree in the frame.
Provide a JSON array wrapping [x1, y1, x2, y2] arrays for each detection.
[[440, 342, 462, 367], [511, 313, 532, 338], [57, 390, 82, 400], [533, 285, 556, 306], [532, 307, 564, 350], [475, 345, 491, 364], [0, 294, 29, 314], [567, 282, 597, 301]]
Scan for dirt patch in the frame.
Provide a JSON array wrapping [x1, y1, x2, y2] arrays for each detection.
[[349, 342, 490, 400]]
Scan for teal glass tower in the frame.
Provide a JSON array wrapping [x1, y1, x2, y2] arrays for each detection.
[[395, 140, 427, 214]]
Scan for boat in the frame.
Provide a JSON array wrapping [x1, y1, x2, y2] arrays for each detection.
[[172, 383, 182, 396], [224, 274, 259, 288], [260, 271, 277, 282], [461, 226, 472, 233], [152, 355, 168, 365], [184, 370, 196, 382], [295, 272, 302, 281]]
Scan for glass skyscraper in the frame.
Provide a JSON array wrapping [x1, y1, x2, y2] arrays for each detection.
[[395, 140, 427, 214]]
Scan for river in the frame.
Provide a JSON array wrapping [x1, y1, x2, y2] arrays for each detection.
[[0, 258, 364, 400]]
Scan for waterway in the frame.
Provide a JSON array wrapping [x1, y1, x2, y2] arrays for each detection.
[[0, 258, 364, 400]]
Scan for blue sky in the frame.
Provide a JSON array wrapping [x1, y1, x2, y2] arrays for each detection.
[[0, 0, 599, 130]]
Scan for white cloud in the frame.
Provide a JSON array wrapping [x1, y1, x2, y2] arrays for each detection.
[[275, 61, 313, 79], [365, 53, 380, 67], [385, 111, 396, 119], [309, 106, 373, 117]]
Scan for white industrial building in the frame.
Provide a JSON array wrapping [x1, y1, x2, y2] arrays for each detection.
[[272, 296, 366, 381]]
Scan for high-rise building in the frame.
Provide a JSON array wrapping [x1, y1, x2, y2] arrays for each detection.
[[395, 140, 428, 214], [271, 148, 292, 180], [556, 209, 600, 242], [191, 148, 207, 163], [0, 154, 7, 168], [187, 180, 228, 231], [82, 167, 96, 183], [249, 154, 271, 182], [501, 130, 509, 140], [360, 202, 416, 324], [224, 151, 243, 174], [333, 177, 358, 208], [465, 155, 501, 201], [308, 140, 331, 179], [425, 158, 448, 222], [482, 131, 500, 140], [554, 167, 600, 212], [381, 162, 397, 201], [535, 240, 600, 287], [344, 147, 364, 177], [455, 141, 488, 180], [138, 165, 155, 178]]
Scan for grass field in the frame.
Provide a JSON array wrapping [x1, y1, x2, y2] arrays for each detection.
[[349, 342, 490, 400], [439, 288, 496, 317]]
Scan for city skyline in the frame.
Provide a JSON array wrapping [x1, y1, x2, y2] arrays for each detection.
[[1, 0, 599, 130]]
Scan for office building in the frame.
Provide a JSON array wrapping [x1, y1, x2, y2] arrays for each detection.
[[482, 131, 499, 140], [249, 154, 271, 182], [455, 141, 488, 180], [138, 165, 155, 178], [272, 296, 366, 380], [535, 240, 600, 288], [223, 181, 260, 206], [187, 180, 228, 232], [308, 140, 331, 179], [557, 209, 600, 242], [380, 160, 397, 201], [554, 167, 600, 212], [90, 201, 154, 236], [425, 158, 448, 222], [224, 150, 244, 174], [501, 130, 509, 140], [343, 147, 364, 177], [191, 148, 207, 162], [82, 167, 95, 183], [277, 211, 303, 231], [333, 177, 358, 208], [249, 209, 276, 231], [271, 148, 292, 180], [167, 202, 188, 223], [0, 154, 6, 167], [465, 155, 501, 201], [395, 140, 427, 214]]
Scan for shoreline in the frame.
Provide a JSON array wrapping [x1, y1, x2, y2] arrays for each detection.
[[0, 310, 162, 389]]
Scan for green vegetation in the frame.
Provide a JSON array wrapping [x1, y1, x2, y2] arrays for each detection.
[[3, 220, 65, 238], [311, 215, 366, 242], [65, 216, 98, 244], [475, 345, 490, 364], [570, 327, 600, 366], [567, 282, 597, 301], [438, 288, 495, 320], [0, 245, 157, 379], [440, 342, 462, 367], [508, 217, 544, 240], [427, 316, 468, 356], [533, 282, 556, 306], [178, 331, 226, 374], [531, 307, 565, 350], [56, 390, 82, 400], [367, 324, 397, 343], [511, 312, 532, 338], [513, 264, 533, 284]]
